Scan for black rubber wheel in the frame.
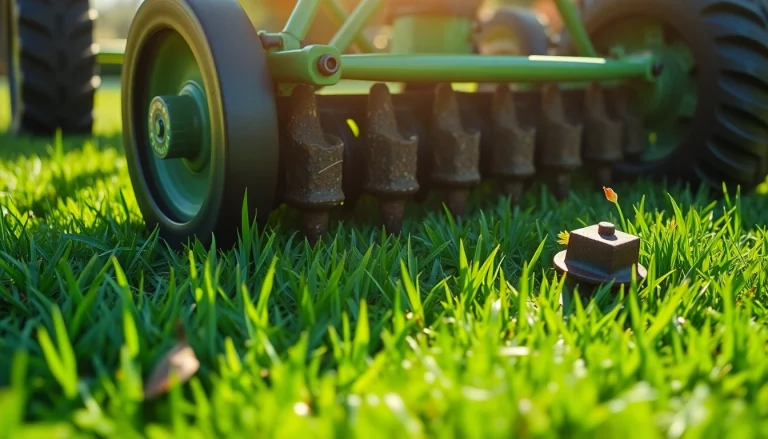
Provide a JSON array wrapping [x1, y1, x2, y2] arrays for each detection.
[[320, 112, 363, 209], [475, 6, 551, 56], [565, 0, 768, 193], [121, 0, 280, 248], [6, 0, 98, 136]]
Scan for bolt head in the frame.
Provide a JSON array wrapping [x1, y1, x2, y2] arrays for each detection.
[[597, 221, 615, 236]]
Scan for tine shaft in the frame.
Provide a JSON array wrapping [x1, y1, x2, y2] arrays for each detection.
[[284, 84, 345, 244], [430, 83, 481, 216], [537, 84, 582, 201], [583, 83, 623, 187], [364, 83, 420, 234], [489, 85, 536, 206]]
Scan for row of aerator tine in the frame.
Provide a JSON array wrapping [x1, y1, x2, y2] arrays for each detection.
[[280, 81, 645, 243]]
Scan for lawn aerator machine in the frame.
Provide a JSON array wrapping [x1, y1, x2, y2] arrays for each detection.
[[116, 0, 768, 247], [2, 0, 99, 135]]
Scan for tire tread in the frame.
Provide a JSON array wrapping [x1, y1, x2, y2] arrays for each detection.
[[12, 0, 97, 135]]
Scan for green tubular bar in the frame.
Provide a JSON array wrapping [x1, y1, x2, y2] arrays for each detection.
[[324, 0, 377, 53], [329, 0, 383, 53], [283, 0, 323, 41], [554, 0, 597, 57], [336, 53, 655, 83]]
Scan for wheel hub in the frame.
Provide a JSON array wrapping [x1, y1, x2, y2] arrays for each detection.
[[148, 82, 208, 169], [635, 46, 691, 125]]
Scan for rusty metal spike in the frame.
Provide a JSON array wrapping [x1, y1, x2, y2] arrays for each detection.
[[430, 83, 481, 216], [364, 83, 420, 234], [610, 87, 646, 159], [284, 84, 345, 244], [583, 83, 624, 187], [538, 84, 582, 201], [489, 85, 536, 206]]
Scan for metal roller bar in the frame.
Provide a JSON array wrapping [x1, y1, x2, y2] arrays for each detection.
[[338, 54, 657, 83]]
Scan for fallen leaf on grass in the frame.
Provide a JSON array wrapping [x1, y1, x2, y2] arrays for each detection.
[[143, 323, 200, 400]]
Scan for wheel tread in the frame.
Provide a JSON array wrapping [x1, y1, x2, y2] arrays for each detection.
[[11, 0, 97, 135], [706, 135, 759, 179], [702, 0, 767, 29]]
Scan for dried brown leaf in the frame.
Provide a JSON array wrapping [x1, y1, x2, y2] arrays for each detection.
[[142, 340, 200, 400]]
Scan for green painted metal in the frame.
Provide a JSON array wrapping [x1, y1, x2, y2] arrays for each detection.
[[390, 16, 475, 54], [329, 0, 383, 53], [143, 31, 211, 223], [324, 0, 377, 53], [259, 30, 302, 51], [148, 93, 204, 160], [337, 53, 654, 83], [94, 0, 666, 99], [267, 44, 342, 86], [590, 19, 696, 162], [554, 0, 597, 57], [283, 0, 322, 41]]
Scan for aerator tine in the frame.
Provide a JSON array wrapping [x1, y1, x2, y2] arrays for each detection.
[[283, 84, 345, 244], [429, 83, 482, 217], [583, 82, 624, 188], [608, 87, 646, 160], [537, 83, 582, 201], [363, 83, 420, 234], [488, 85, 536, 206]]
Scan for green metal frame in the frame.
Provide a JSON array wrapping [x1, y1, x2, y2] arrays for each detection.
[[264, 0, 655, 87], [99, 0, 657, 87]]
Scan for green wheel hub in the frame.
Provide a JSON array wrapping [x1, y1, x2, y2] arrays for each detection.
[[593, 19, 696, 162], [148, 89, 206, 162], [141, 31, 212, 222]]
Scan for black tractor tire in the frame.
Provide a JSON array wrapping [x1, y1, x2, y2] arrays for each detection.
[[475, 6, 552, 56], [6, 0, 98, 136], [565, 0, 768, 193]]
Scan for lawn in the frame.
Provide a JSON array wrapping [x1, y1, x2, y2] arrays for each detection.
[[1, 79, 768, 438]]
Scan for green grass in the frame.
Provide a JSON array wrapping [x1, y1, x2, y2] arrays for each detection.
[[1, 80, 768, 438]]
